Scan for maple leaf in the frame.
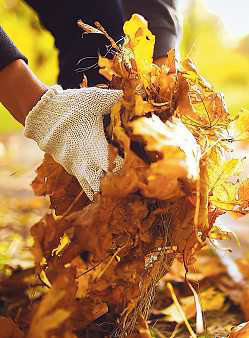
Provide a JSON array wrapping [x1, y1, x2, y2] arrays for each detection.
[[182, 57, 213, 91], [209, 158, 243, 210]]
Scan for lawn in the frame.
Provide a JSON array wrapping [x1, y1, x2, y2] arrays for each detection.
[[0, 106, 22, 133]]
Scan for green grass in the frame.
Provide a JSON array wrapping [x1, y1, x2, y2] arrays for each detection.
[[0, 105, 22, 133]]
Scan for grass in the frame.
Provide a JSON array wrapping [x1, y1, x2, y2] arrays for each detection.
[[0, 105, 22, 133]]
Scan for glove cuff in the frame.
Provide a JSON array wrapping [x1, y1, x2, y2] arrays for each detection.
[[24, 85, 63, 145]]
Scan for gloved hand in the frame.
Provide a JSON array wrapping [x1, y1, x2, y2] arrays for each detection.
[[24, 85, 123, 200]]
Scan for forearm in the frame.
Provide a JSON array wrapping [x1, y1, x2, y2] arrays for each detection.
[[0, 60, 47, 125], [0, 27, 47, 125]]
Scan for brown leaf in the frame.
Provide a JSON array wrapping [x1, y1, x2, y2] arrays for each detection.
[[28, 269, 76, 338], [0, 317, 24, 338], [32, 154, 89, 215]]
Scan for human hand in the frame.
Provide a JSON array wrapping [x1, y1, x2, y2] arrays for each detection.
[[24, 86, 123, 200]]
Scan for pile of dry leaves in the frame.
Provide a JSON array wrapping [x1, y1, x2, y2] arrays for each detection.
[[1, 14, 249, 338]]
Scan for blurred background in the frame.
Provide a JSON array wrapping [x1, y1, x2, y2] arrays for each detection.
[[1, 0, 249, 132], [0, 0, 58, 132]]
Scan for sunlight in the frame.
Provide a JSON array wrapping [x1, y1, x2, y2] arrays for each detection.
[[180, 0, 249, 39], [203, 0, 249, 38]]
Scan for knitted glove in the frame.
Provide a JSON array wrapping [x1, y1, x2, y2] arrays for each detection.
[[24, 85, 123, 200]]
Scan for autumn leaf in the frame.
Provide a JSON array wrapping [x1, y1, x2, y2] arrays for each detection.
[[208, 158, 243, 209], [130, 115, 200, 199], [0, 317, 24, 338], [182, 57, 213, 91], [98, 54, 117, 81], [123, 14, 155, 83], [239, 178, 249, 207], [32, 154, 89, 215], [161, 288, 224, 323], [229, 109, 249, 144], [28, 270, 76, 338]]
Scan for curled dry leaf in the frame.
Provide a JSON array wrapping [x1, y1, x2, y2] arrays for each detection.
[[32, 154, 89, 215], [131, 115, 200, 200]]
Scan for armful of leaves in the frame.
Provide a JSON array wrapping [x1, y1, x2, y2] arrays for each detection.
[[6, 14, 249, 338]]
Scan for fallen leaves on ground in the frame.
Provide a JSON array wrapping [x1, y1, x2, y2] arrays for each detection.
[[161, 287, 225, 324], [1, 13, 249, 338]]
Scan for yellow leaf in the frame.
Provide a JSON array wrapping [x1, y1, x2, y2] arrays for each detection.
[[98, 55, 116, 81], [230, 109, 249, 142], [52, 233, 71, 256], [182, 57, 212, 91], [239, 179, 249, 203], [134, 95, 153, 116], [161, 288, 224, 323], [209, 225, 234, 240], [123, 14, 155, 82], [209, 159, 243, 205], [209, 199, 238, 211], [40, 270, 52, 288]]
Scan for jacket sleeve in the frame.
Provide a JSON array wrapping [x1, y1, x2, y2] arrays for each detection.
[[121, 0, 180, 59], [0, 27, 28, 70]]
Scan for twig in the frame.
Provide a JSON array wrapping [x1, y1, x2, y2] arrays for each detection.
[[61, 189, 85, 220], [187, 280, 204, 334], [167, 282, 197, 338], [94, 21, 120, 51], [96, 244, 127, 279], [169, 323, 181, 338]]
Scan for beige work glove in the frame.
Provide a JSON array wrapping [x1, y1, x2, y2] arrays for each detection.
[[24, 85, 123, 200]]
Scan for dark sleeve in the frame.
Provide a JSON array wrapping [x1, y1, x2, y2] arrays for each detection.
[[23, 0, 124, 88], [121, 0, 180, 58], [0, 27, 28, 70]]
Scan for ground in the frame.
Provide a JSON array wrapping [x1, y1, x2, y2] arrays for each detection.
[[0, 133, 47, 268], [0, 133, 246, 338]]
